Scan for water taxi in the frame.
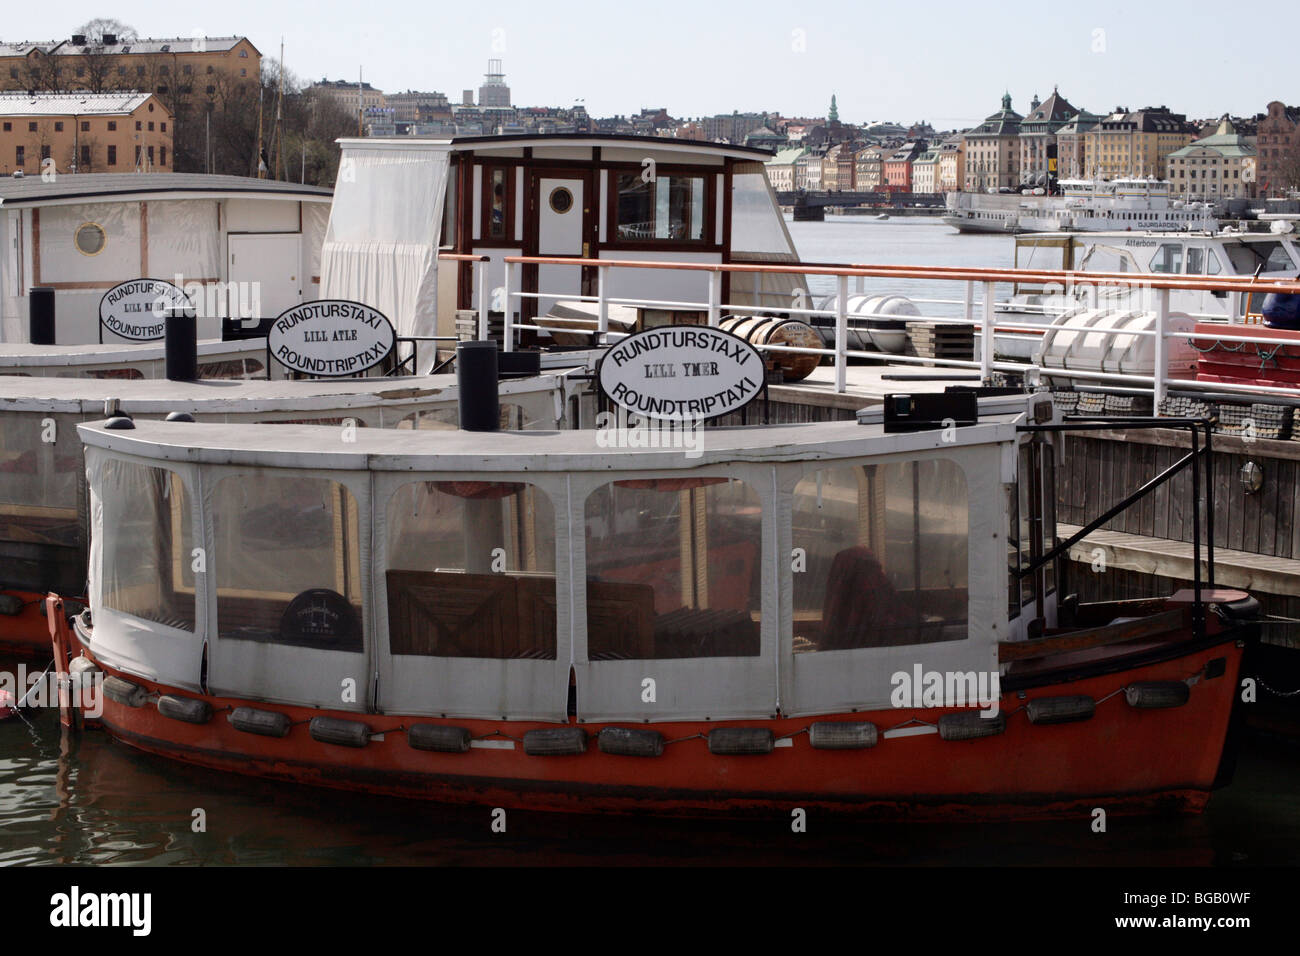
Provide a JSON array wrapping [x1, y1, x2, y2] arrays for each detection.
[[0, 371, 569, 656], [48, 390, 1255, 819]]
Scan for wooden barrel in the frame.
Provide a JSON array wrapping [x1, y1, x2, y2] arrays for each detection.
[[719, 315, 824, 382]]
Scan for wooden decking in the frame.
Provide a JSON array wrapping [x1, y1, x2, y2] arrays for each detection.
[[1059, 522, 1300, 596]]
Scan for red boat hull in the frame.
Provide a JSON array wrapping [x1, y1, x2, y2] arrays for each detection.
[[70, 626, 1245, 821], [0, 589, 50, 657]]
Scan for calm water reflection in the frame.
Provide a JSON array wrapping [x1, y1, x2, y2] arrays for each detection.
[[2, 675, 1297, 867]]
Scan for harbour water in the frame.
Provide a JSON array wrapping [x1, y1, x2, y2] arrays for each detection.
[[2, 217, 1297, 867]]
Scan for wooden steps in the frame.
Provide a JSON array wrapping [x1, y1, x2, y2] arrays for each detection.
[[905, 322, 974, 364]]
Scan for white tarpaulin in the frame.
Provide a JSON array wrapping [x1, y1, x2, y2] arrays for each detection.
[[321, 141, 450, 372]]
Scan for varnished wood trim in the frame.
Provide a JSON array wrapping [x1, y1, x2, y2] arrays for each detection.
[[998, 608, 1185, 662]]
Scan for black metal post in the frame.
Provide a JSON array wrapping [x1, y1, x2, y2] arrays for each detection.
[[165, 306, 198, 382], [29, 287, 55, 345], [456, 341, 499, 432], [1191, 425, 1204, 637], [1202, 419, 1215, 587]]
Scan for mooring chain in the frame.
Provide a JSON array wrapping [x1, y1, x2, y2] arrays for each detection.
[[1256, 678, 1300, 698]]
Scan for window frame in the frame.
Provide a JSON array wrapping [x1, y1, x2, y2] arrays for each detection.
[[602, 162, 718, 251], [477, 163, 516, 246]]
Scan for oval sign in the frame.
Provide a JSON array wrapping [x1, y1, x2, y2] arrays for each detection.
[[268, 300, 396, 377], [598, 325, 765, 421], [99, 278, 192, 342]]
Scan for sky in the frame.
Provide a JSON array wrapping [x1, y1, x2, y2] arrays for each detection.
[[5, 1, 1297, 128]]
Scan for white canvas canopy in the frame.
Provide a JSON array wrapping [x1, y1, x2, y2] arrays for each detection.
[[321, 140, 451, 372], [79, 414, 1022, 722]]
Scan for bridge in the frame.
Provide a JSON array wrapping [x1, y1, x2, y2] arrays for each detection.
[[776, 190, 948, 210]]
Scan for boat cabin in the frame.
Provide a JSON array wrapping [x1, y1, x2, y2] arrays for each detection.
[[321, 135, 803, 363], [1011, 230, 1300, 320], [0, 173, 332, 345], [75, 397, 1053, 722], [0, 371, 568, 618]]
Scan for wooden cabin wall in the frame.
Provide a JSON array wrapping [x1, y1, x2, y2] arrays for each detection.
[[1057, 431, 1300, 559]]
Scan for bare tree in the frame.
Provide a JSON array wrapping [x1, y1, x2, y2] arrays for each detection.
[[68, 133, 103, 172], [75, 46, 118, 92], [18, 52, 63, 93], [26, 119, 57, 173], [72, 19, 138, 43]]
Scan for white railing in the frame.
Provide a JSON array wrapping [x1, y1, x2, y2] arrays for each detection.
[[485, 254, 1300, 407]]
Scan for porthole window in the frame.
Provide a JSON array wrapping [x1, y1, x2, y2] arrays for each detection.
[[74, 222, 107, 256], [549, 186, 574, 214]]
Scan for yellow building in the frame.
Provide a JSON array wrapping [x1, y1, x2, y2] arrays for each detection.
[[0, 35, 260, 96], [0, 91, 173, 175], [937, 138, 964, 193], [854, 146, 884, 190], [308, 79, 387, 115], [963, 93, 1022, 191], [1083, 107, 1192, 180], [1166, 118, 1256, 201]]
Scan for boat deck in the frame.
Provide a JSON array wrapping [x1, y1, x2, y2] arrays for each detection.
[[767, 363, 980, 411]]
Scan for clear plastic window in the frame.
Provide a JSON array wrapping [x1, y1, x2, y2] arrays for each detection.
[[386, 481, 556, 659], [214, 475, 363, 651], [101, 461, 195, 630], [791, 461, 968, 652], [585, 478, 761, 659], [0, 413, 81, 552]]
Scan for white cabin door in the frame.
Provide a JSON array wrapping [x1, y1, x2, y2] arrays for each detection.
[[228, 233, 302, 321], [529, 173, 593, 320]]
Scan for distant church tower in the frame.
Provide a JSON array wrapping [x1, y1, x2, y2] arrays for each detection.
[[828, 95, 839, 124]]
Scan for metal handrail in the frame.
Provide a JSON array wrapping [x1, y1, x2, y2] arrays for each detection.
[[1018, 416, 1215, 639], [490, 252, 1300, 404]]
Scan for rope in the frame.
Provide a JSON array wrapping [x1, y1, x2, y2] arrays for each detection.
[[663, 732, 707, 746], [1256, 343, 1284, 373], [1258, 679, 1300, 698], [1188, 337, 1245, 354]]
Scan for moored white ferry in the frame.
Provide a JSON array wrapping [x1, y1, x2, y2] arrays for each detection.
[[944, 179, 1218, 235]]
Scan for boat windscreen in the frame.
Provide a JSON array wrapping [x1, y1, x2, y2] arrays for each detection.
[[1224, 241, 1297, 275], [730, 165, 798, 257]]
